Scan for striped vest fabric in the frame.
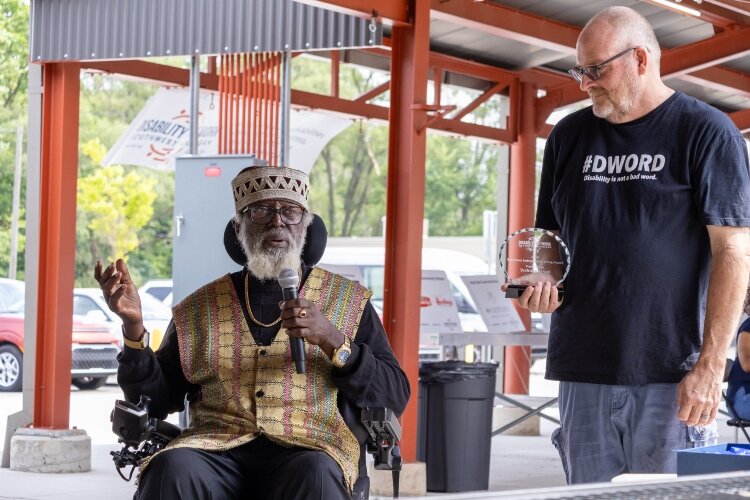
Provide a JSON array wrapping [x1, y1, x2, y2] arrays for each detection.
[[142, 268, 371, 491]]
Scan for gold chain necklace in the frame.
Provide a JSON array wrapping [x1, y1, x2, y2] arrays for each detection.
[[244, 271, 282, 328]]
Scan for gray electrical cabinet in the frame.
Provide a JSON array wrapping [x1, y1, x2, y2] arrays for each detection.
[[172, 155, 265, 304]]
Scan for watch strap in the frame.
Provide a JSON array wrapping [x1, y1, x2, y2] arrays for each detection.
[[122, 325, 149, 350], [331, 336, 352, 368]]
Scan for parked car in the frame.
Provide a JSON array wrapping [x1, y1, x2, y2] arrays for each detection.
[[139, 279, 173, 307], [319, 247, 491, 332], [317, 248, 549, 361], [0, 279, 120, 392], [74, 288, 172, 350]]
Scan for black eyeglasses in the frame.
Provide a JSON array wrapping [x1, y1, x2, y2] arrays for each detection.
[[568, 47, 637, 83], [246, 205, 305, 225]]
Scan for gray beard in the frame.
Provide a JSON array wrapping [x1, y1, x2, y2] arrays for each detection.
[[591, 64, 638, 123], [236, 219, 304, 281]]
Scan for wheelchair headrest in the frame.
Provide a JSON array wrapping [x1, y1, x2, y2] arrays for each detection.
[[223, 214, 328, 268]]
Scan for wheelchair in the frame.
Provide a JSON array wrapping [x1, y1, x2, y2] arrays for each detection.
[[111, 396, 402, 498], [110, 213, 403, 498]]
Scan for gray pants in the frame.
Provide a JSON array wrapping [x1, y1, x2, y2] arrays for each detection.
[[552, 381, 718, 484]]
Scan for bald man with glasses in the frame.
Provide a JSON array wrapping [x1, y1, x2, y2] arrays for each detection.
[[504, 6, 750, 483]]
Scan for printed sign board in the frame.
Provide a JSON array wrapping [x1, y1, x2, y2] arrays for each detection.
[[460, 274, 525, 333]]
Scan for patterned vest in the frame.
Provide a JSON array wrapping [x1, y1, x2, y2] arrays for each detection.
[[147, 268, 371, 491]]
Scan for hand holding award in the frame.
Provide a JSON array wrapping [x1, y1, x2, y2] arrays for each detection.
[[498, 227, 570, 300]]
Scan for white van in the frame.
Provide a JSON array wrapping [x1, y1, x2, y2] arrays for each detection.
[[318, 246, 489, 332]]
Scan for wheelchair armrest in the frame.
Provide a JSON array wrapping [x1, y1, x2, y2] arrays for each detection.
[[361, 407, 402, 471]]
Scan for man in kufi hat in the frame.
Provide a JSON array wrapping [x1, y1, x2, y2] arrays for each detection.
[[95, 165, 409, 499]]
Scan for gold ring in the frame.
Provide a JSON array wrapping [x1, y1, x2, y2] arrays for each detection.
[[298, 310, 307, 319]]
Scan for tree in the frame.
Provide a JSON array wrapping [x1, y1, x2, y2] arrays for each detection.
[[0, 0, 29, 278], [0, 0, 28, 112], [425, 135, 498, 235], [76, 140, 158, 285]]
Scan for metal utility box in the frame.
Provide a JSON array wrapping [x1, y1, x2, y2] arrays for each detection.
[[172, 155, 265, 304]]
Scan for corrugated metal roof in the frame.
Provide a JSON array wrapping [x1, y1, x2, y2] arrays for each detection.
[[427, 0, 749, 115], [29, 0, 383, 62]]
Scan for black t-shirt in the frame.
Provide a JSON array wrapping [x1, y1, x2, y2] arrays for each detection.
[[536, 91, 750, 385]]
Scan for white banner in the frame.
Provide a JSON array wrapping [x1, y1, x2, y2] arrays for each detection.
[[103, 87, 351, 173]]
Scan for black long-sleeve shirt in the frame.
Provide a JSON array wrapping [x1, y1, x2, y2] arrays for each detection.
[[117, 268, 410, 425]]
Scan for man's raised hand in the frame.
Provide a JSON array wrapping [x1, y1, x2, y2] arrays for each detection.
[[94, 259, 143, 332]]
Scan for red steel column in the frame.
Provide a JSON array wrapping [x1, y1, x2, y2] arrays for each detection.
[[34, 63, 80, 428], [383, 0, 429, 463], [505, 81, 536, 394]]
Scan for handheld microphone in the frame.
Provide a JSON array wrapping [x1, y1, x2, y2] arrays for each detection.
[[279, 268, 305, 374]]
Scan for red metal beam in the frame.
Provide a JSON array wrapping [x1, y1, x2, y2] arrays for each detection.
[[354, 81, 390, 103], [704, 0, 750, 18], [82, 60, 219, 89], [520, 68, 571, 89], [429, 51, 516, 86], [681, 66, 750, 97], [331, 50, 340, 98], [506, 81, 537, 394], [451, 81, 507, 121], [293, 88, 389, 120], [431, 0, 578, 55], [294, 88, 515, 142], [294, 0, 410, 26], [661, 25, 750, 77], [730, 108, 750, 132], [35, 63, 80, 429], [383, 0, 430, 464]]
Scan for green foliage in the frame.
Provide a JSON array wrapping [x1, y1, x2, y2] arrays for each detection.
[[425, 135, 498, 235], [77, 159, 158, 279], [297, 55, 501, 237], [0, 0, 29, 113], [309, 122, 388, 236], [74, 75, 162, 286], [124, 169, 174, 285], [0, 0, 28, 278]]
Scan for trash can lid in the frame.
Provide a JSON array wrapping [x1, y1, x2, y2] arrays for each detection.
[[419, 360, 499, 383]]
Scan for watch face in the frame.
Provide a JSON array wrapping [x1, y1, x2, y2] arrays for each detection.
[[336, 349, 350, 365]]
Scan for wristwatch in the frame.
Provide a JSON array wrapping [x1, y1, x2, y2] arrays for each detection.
[[331, 336, 352, 368], [122, 325, 150, 350]]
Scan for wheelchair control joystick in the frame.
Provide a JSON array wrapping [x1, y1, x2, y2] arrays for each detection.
[[110, 396, 181, 481]]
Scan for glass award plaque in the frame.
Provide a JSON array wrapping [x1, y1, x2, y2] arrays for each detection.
[[498, 227, 570, 299]]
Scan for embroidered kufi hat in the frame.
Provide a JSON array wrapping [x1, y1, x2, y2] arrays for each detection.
[[231, 166, 309, 213]]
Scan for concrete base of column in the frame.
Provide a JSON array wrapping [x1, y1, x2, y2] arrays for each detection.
[[10, 428, 91, 473], [369, 461, 426, 497], [493, 406, 541, 436]]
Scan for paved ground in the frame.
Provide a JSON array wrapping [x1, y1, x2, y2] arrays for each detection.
[[0, 363, 739, 499]]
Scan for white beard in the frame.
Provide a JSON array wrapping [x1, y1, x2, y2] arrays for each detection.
[[236, 218, 305, 281]]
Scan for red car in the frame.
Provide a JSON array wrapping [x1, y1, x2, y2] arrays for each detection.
[[0, 278, 121, 392]]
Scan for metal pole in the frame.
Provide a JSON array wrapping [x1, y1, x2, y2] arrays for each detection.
[[189, 55, 200, 155], [279, 51, 291, 166], [9, 126, 23, 279], [2, 65, 41, 469]]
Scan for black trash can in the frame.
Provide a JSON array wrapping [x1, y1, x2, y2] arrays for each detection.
[[417, 361, 498, 492]]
